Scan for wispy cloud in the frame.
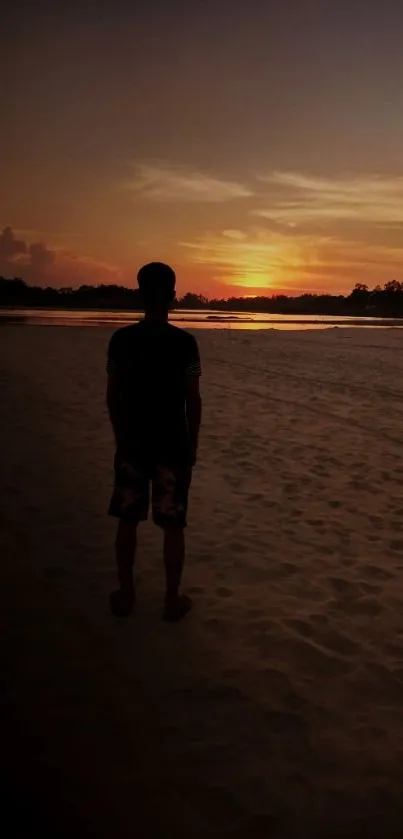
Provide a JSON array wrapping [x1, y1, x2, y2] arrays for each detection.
[[13, 229, 83, 241], [181, 226, 403, 293], [54, 253, 122, 287], [255, 172, 403, 226], [124, 162, 253, 202], [180, 228, 318, 290], [222, 229, 248, 240]]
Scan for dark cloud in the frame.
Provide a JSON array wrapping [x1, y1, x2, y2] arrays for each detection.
[[0, 226, 54, 280], [0, 226, 27, 259], [28, 240, 55, 270], [0, 225, 121, 287]]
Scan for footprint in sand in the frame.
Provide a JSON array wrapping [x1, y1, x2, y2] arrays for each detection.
[[361, 564, 394, 581], [329, 577, 358, 594], [322, 546, 336, 557], [389, 539, 403, 552], [216, 586, 233, 598], [280, 561, 298, 574], [250, 618, 277, 632], [354, 597, 382, 616], [319, 629, 360, 656], [307, 519, 325, 530], [310, 613, 329, 628], [229, 541, 248, 554], [247, 493, 264, 503], [391, 521, 403, 532], [248, 566, 273, 583], [360, 582, 382, 594], [286, 617, 359, 656], [385, 641, 403, 659], [368, 515, 384, 529], [285, 618, 313, 637]]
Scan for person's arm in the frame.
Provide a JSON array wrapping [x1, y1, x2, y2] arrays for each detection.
[[106, 333, 122, 445], [185, 337, 202, 464]]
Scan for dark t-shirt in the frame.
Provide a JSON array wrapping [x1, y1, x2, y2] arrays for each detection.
[[107, 320, 201, 465]]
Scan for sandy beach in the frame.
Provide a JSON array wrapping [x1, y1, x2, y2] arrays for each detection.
[[2, 323, 403, 838]]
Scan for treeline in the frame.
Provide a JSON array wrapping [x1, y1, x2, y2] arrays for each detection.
[[2, 276, 403, 317], [0, 278, 143, 310]]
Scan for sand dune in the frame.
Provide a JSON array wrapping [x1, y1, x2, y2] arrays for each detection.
[[2, 324, 403, 837]]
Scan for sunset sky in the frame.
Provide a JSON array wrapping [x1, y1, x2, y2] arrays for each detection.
[[2, 0, 403, 297]]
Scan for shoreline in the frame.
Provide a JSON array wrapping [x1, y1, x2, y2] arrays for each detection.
[[1, 307, 402, 330]]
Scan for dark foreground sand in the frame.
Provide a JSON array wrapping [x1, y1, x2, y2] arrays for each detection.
[[2, 324, 403, 838]]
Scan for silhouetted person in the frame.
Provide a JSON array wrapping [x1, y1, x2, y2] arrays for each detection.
[[106, 263, 202, 620]]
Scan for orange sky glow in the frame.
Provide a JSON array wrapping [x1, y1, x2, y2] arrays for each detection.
[[2, 3, 403, 298]]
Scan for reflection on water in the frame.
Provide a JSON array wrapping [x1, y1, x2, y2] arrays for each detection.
[[0, 308, 401, 330]]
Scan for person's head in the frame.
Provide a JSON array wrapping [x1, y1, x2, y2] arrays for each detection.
[[137, 262, 176, 315]]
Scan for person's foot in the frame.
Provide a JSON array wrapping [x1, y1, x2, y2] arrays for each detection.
[[109, 588, 135, 617], [163, 594, 193, 623]]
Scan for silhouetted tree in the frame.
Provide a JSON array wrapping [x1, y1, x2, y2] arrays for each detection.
[[1, 276, 403, 318]]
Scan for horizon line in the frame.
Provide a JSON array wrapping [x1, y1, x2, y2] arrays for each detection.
[[2, 276, 399, 301]]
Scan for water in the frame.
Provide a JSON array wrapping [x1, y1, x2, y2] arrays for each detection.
[[0, 307, 401, 330]]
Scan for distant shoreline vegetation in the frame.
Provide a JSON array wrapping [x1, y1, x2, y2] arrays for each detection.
[[2, 277, 403, 318]]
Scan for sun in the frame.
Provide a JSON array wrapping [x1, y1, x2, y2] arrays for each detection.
[[229, 273, 276, 290], [183, 229, 308, 295]]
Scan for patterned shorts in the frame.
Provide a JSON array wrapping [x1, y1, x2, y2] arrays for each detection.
[[108, 455, 192, 528]]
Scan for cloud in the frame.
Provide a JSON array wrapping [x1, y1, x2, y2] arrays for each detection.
[[53, 253, 122, 287], [180, 228, 314, 290], [0, 226, 121, 287], [0, 226, 55, 279], [222, 229, 247, 240], [254, 172, 403, 226], [181, 226, 403, 293], [0, 226, 27, 259], [124, 162, 253, 202], [28, 241, 55, 270]]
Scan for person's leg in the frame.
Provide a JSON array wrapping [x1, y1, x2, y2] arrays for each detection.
[[163, 526, 185, 602], [152, 465, 193, 621], [108, 455, 149, 616], [109, 520, 137, 616], [116, 519, 137, 595], [163, 527, 192, 621]]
